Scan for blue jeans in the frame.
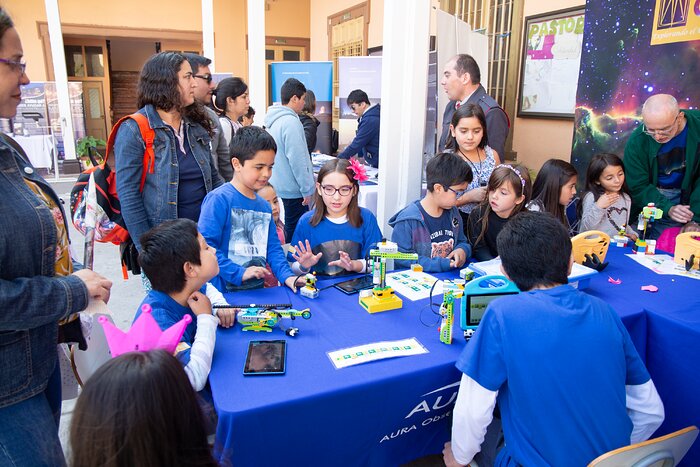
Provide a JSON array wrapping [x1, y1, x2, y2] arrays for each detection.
[[282, 197, 309, 243], [0, 363, 65, 466]]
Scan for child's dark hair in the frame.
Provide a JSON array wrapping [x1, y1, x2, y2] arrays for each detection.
[[497, 211, 571, 291], [230, 126, 277, 164], [239, 106, 256, 123], [70, 350, 217, 467], [281, 78, 306, 105], [584, 153, 631, 201], [473, 164, 532, 247], [531, 159, 578, 226], [426, 152, 473, 192], [303, 90, 317, 114], [347, 89, 370, 106], [138, 219, 201, 294], [212, 77, 248, 117], [446, 103, 488, 151], [311, 159, 363, 228]]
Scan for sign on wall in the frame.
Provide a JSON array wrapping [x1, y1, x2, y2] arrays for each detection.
[[518, 7, 586, 119], [270, 61, 333, 154]]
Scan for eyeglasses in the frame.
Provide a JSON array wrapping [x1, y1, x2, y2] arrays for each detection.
[[321, 184, 353, 196], [642, 113, 680, 137], [445, 186, 468, 198], [0, 58, 26, 75], [194, 74, 213, 84]]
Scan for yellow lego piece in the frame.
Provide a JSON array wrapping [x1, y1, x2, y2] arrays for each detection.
[[359, 287, 403, 313], [410, 264, 423, 272]]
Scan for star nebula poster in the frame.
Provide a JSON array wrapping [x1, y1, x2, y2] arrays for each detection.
[[571, 0, 700, 176]]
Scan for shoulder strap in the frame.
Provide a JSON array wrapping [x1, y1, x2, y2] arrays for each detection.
[[130, 113, 156, 192], [106, 112, 155, 193]]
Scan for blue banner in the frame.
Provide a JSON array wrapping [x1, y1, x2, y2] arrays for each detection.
[[270, 61, 333, 154]]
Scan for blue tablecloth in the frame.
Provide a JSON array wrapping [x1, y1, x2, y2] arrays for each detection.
[[210, 247, 700, 466], [584, 247, 700, 466]]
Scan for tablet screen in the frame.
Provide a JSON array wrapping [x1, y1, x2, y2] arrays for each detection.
[[466, 292, 518, 326], [243, 340, 287, 375], [334, 275, 375, 294]]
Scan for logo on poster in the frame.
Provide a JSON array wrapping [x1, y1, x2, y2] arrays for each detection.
[[379, 381, 460, 443]]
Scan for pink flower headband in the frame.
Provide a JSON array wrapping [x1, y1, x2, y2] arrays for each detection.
[[348, 158, 369, 183], [496, 164, 526, 188]]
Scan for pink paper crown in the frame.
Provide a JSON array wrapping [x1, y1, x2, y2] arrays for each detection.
[[99, 304, 192, 358]]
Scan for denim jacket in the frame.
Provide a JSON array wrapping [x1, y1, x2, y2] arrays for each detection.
[[0, 137, 88, 408], [114, 105, 224, 250]]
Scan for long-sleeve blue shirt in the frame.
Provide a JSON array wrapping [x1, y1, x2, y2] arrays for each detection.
[[198, 183, 294, 291]]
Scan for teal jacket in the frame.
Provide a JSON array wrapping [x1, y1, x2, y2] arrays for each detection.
[[623, 109, 700, 222]]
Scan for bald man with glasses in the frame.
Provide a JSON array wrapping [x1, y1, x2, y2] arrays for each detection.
[[624, 94, 700, 236]]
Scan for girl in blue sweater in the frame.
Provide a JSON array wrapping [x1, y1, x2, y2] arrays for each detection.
[[290, 159, 382, 275]]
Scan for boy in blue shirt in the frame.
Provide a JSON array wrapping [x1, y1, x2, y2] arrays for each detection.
[[389, 152, 472, 272], [198, 126, 299, 291], [135, 218, 233, 397], [443, 212, 665, 467]]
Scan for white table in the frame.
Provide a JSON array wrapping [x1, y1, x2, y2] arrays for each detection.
[[13, 134, 54, 169]]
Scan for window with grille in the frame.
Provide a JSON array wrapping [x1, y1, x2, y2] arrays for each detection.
[[445, 0, 516, 108]]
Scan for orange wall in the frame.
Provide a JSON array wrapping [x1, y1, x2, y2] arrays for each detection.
[[5, 1, 48, 81], [6, 0, 310, 82], [512, 0, 586, 171]]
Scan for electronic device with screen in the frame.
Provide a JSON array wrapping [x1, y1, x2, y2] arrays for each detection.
[[460, 275, 519, 339], [334, 275, 374, 295], [243, 340, 287, 375]]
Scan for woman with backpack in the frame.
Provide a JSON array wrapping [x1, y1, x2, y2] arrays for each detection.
[[114, 52, 224, 254], [0, 9, 112, 465]]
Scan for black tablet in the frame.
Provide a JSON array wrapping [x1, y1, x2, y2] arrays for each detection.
[[334, 275, 375, 295], [243, 340, 287, 375]]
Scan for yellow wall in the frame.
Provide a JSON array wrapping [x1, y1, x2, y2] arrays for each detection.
[[309, 0, 384, 61], [6, 0, 310, 81], [213, 0, 247, 76], [5, 1, 48, 81], [511, 0, 586, 171]]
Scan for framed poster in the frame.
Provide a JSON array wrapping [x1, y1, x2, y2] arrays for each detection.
[[518, 7, 586, 119]]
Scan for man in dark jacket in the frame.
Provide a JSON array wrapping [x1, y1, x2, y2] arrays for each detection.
[[438, 54, 509, 158], [338, 89, 380, 168], [624, 94, 700, 236]]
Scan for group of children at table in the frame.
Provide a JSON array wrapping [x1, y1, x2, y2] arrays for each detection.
[[70, 106, 670, 466]]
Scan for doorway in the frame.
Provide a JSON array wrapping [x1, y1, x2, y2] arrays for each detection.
[[264, 37, 310, 106], [81, 81, 107, 141]]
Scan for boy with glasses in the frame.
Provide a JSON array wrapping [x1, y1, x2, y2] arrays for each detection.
[[624, 94, 700, 236], [389, 152, 473, 271]]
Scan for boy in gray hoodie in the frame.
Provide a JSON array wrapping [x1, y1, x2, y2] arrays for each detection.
[[265, 78, 316, 241], [389, 152, 473, 272]]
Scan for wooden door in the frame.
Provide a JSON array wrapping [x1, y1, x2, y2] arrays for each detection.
[[265, 45, 307, 106], [81, 81, 107, 140]]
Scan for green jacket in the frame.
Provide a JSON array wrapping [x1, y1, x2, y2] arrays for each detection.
[[623, 109, 700, 222]]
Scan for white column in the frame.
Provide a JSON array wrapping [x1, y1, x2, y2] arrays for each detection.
[[247, 0, 266, 125], [44, 0, 77, 164], [201, 0, 216, 71], [376, 0, 431, 233]]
